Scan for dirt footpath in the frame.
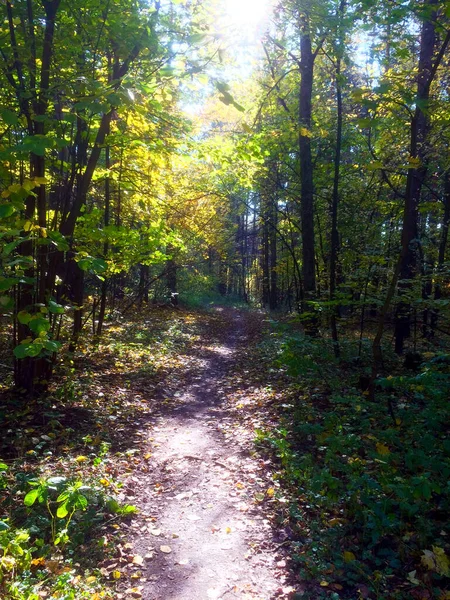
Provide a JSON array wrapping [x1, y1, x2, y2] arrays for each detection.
[[115, 308, 294, 600]]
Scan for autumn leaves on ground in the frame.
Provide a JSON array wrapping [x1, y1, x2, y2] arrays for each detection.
[[1, 305, 450, 600], [0, 306, 293, 600]]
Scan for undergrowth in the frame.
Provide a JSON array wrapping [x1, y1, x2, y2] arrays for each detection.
[[256, 320, 450, 600], [0, 306, 201, 599]]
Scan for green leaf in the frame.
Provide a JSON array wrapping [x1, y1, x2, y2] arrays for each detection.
[[0, 295, 13, 310], [3, 238, 24, 256], [0, 462, 8, 471], [48, 300, 65, 314], [120, 504, 138, 515], [0, 277, 19, 292], [13, 344, 28, 359], [25, 342, 44, 357], [24, 488, 40, 507], [77, 494, 88, 510], [47, 230, 69, 251], [43, 340, 61, 353], [56, 502, 69, 518], [56, 491, 70, 503], [188, 33, 207, 44], [77, 256, 107, 273], [0, 204, 16, 218], [17, 310, 32, 325], [28, 317, 50, 335], [0, 108, 19, 126]]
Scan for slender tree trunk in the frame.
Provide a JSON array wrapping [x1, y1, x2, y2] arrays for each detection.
[[269, 195, 278, 311], [329, 17, 344, 358], [394, 2, 438, 354], [299, 22, 316, 311], [97, 144, 111, 338], [431, 173, 450, 329], [13, 0, 61, 391], [262, 201, 270, 307]]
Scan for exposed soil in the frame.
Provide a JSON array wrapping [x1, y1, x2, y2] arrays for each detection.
[[114, 307, 294, 600]]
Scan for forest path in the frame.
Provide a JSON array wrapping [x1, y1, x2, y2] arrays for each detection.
[[117, 307, 293, 600]]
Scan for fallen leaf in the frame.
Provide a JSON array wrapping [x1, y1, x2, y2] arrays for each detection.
[[160, 545, 172, 554], [376, 443, 390, 456], [125, 587, 143, 598], [132, 555, 144, 566], [343, 551, 356, 563], [75, 455, 88, 463], [407, 570, 420, 585], [150, 528, 161, 536]]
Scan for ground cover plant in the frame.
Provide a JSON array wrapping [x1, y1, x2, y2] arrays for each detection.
[[0, 307, 202, 599], [253, 318, 450, 599]]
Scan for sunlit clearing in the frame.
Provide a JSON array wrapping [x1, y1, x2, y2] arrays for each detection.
[[224, 0, 272, 28]]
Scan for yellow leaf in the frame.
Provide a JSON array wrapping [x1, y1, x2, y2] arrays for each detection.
[[225, 527, 232, 534], [320, 581, 329, 587], [126, 587, 143, 598], [328, 518, 345, 526], [343, 551, 356, 563], [266, 488, 275, 498], [75, 455, 88, 463], [407, 156, 421, 168], [99, 478, 110, 487], [300, 127, 313, 138], [422, 549, 436, 571], [144, 452, 152, 460], [112, 570, 121, 580], [432, 546, 450, 576], [376, 443, 390, 456], [86, 576, 96, 583], [23, 221, 33, 232]]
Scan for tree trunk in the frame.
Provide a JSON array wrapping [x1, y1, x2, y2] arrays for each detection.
[[394, 2, 438, 354], [299, 21, 316, 307], [329, 16, 344, 358], [431, 173, 450, 330]]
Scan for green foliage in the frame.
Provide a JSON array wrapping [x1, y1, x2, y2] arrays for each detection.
[[256, 325, 450, 599], [0, 464, 134, 599]]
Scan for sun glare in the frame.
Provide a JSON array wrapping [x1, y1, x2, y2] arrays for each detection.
[[223, 0, 272, 29]]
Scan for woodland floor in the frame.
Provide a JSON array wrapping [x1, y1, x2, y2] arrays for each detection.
[[2, 303, 448, 600], [111, 306, 295, 600]]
